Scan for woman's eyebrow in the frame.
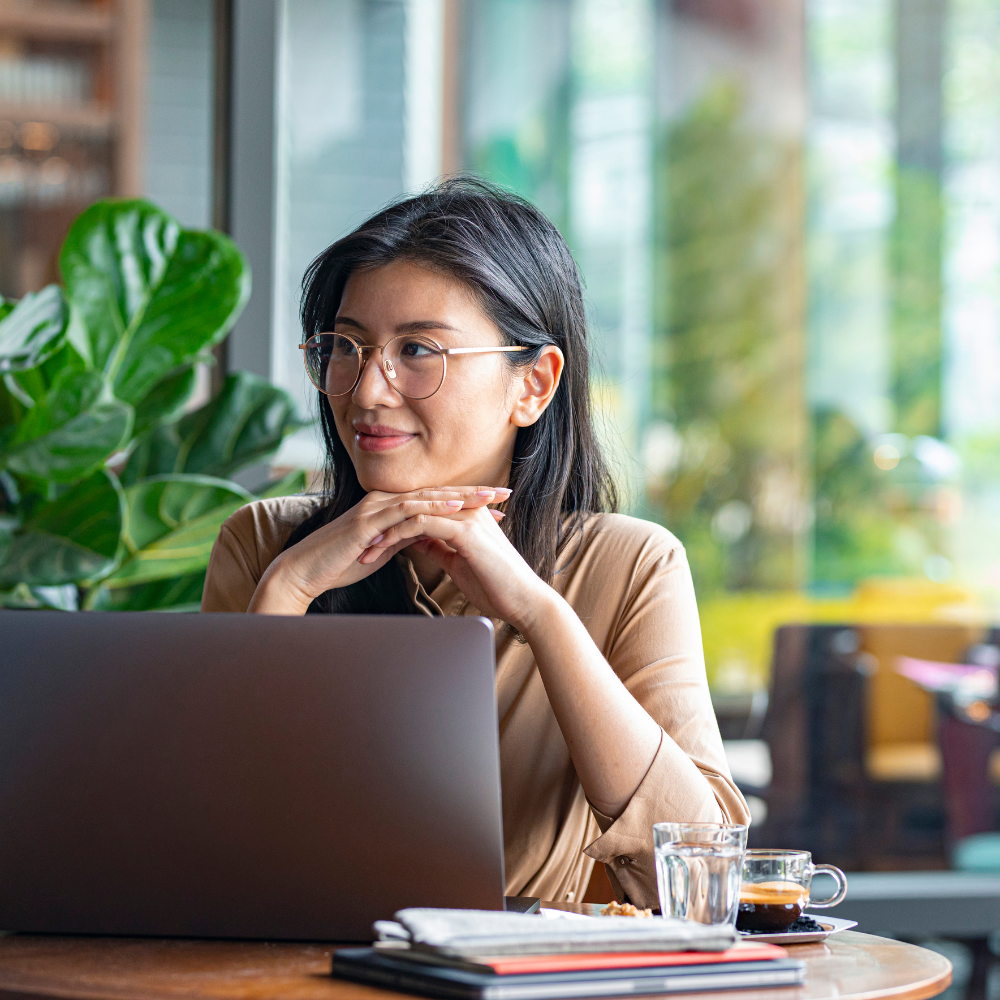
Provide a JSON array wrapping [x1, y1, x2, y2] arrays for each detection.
[[332, 317, 462, 334], [397, 320, 464, 333], [333, 316, 366, 331]]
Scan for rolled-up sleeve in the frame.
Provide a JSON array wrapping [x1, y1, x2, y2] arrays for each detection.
[[581, 529, 749, 907]]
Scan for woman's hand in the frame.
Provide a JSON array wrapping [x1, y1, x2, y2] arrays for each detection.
[[360, 502, 553, 634], [248, 486, 509, 615], [364, 501, 664, 818]]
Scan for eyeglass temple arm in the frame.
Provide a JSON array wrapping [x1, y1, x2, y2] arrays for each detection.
[[441, 346, 528, 356], [298, 342, 528, 355]]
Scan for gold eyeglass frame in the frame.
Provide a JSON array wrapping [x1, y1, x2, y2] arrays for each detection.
[[299, 332, 528, 400]]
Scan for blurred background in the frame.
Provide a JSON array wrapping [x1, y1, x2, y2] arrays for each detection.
[[3, 0, 998, 688], [3, 0, 1000, 990]]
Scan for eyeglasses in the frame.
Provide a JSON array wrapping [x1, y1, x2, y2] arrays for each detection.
[[300, 332, 527, 400]]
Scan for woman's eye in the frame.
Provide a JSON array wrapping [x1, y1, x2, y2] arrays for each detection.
[[399, 340, 435, 358]]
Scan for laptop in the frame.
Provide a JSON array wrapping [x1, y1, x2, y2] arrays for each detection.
[[0, 610, 507, 941]]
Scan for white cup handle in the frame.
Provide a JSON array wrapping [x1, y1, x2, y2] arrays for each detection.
[[808, 864, 847, 908]]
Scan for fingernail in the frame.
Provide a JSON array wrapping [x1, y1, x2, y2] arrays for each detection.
[[370, 533, 384, 545], [445, 500, 464, 508], [475, 490, 496, 497], [493, 487, 512, 495], [493, 511, 506, 519]]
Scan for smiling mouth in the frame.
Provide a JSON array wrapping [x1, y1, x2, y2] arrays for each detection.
[[354, 425, 417, 452]]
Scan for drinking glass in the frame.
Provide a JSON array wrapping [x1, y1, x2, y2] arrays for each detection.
[[653, 822, 748, 926]]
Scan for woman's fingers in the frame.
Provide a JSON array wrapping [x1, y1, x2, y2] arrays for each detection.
[[359, 510, 470, 564], [362, 489, 507, 546], [376, 486, 510, 508], [362, 498, 471, 545], [356, 537, 414, 565]]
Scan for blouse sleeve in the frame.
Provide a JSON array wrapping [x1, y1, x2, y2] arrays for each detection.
[[200, 503, 271, 613], [582, 529, 750, 908]]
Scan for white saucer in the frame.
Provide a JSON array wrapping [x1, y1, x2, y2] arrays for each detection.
[[737, 914, 858, 945]]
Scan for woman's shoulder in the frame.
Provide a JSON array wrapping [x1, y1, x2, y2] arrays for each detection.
[[220, 494, 329, 562], [557, 513, 689, 599], [578, 512, 686, 563]]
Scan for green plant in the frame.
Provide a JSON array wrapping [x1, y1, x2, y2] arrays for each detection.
[[0, 199, 306, 612]]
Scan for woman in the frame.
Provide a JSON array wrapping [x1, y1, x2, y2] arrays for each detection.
[[202, 178, 748, 908]]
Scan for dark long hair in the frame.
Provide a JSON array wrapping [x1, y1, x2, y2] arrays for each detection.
[[285, 177, 618, 614]]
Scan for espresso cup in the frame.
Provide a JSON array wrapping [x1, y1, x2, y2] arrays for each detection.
[[736, 850, 847, 933]]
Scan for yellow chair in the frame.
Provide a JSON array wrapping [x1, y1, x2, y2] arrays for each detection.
[[860, 624, 983, 784]]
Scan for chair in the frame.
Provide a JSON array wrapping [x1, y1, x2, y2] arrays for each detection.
[[752, 623, 986, 870], [753, 624, 870, 868], [941, 629, 1000, 850]]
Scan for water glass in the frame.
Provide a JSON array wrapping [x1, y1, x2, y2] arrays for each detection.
[[653, 822, 748, 926]]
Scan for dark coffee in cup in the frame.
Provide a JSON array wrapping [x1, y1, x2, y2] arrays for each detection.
[[735, 880, 807, 932]]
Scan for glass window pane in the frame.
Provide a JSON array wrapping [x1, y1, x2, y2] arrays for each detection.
[[273, 0, 411, 467], [266, 0, 1000, 685]]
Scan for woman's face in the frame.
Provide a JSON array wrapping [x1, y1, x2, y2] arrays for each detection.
[[327, 260, 559, 494]]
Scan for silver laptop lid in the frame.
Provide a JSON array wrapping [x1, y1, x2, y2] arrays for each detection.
[[0, 611, 505, 940]]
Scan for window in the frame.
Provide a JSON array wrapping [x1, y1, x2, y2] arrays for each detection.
[[245, 0, 1000, 687]]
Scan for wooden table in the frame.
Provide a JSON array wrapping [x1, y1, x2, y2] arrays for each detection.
[[0, 929, 952, 1000]]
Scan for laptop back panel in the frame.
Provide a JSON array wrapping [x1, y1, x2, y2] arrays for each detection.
[[0, 611, 505, 940]]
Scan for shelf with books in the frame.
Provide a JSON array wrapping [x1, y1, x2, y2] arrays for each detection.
[[0, 0, 144, 298], [0, 3, 114, 43]]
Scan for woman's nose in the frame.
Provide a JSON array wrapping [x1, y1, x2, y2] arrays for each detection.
[[352, 352, 399, 407]]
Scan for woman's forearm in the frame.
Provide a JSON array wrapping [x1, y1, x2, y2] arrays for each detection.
[[247, 557, 313, 615], [518, 590, 663, 819]]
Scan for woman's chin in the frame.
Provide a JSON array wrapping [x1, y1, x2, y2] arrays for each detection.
[[356, 470, 437, 495]]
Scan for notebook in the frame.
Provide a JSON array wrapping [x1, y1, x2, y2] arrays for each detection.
[[331, 944, 806, 999]]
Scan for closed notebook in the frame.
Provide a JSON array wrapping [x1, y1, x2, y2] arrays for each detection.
[[331, 945, 806, 999], [379, 939, 789, 975]]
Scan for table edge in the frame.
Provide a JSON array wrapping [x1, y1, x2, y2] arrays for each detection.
[[0, 932, 955, 1000]]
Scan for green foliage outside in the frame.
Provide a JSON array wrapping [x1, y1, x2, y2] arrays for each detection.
[[0, 199, 305, 612], [811, 408, 902, 584], [890, 168, 944, 439], [649, 82, 807, 596], [646, 83, 969, 688]]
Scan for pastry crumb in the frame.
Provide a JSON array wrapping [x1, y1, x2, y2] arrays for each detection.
[[600, 901, 652, 917]]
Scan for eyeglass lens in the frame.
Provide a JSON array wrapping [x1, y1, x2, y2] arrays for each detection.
[[303, 333, 445, 399]]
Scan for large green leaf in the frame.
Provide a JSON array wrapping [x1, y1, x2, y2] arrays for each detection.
[[0, 582, 79, 610], [3, 370, 132, 482], [257, 468, 309, 498], [86, 570, 206, 612], [92, 470, 306, 604], [122, 371, 303, 482], [132, 365, 198, 437], [103, 500, 247, 588], [0, 286, 68, 373], [60, 199, 250, 405], [0, 468, 124, 586], [119, 424, 182, 487], [122, 474, 252, 553], [0, 510, 16, 565], [103, 473, 252, 589]]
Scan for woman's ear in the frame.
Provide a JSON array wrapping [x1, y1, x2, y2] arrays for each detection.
[[511, 345, 564, 428]]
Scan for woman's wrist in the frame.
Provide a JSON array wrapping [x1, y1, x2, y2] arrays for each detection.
[[248, 556, 315, 615], [512, 582, 566, 642]]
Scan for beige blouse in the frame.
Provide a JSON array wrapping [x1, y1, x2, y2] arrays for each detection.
[[201, 495, 749, 908]]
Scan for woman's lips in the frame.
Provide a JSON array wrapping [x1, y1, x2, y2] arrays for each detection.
[[354, 425, 417, 452]]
